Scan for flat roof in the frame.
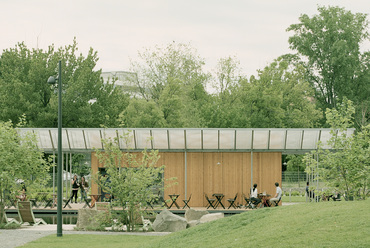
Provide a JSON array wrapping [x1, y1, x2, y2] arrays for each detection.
[[17, 128, 355, 154]]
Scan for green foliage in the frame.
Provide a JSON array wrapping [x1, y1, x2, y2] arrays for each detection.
[[287, 5, 370, 127], [128, 42, 209, 128], [286, 154, 306, 172], [0, 120, 51, 223], [94, 131, 166, 231], [304, 100, 369, 199], [0, 39, 129, 128], [238, 55, 322, 128]]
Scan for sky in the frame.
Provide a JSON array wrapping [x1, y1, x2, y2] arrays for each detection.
[[1, 0, 369, 77]]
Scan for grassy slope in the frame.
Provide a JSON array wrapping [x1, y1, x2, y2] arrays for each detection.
[[22, 200, 369, 248], [144, 200, 370, 248]]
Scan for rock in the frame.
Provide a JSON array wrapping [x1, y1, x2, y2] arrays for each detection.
[[184, 208, 209, 222], [199, 213, 224, 224], [76, 209, 110, 230], [187, 220, 199, 228], [152, 209, 187, 232]]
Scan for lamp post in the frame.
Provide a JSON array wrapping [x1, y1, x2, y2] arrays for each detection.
[[47, 60, 63, 237]]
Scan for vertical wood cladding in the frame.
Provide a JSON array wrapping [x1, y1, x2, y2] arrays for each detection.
[[91, 151, 281, 207]]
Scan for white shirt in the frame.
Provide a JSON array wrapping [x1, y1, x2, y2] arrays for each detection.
[[276, 186, 282, 199], [251, 188, 258, 198]]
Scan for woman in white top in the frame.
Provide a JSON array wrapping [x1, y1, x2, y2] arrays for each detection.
[[251, 183, 261, 207]]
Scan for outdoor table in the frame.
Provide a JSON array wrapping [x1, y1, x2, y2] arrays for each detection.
[[168, 194, 180, 209], [213, 193, 225, 209], [89, 194, 101, 208], [258, 193, 271, 207]]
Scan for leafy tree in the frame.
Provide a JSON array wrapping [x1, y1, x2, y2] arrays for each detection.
[[0, 119, 51, 224], [287, 6, 370, 127], [203, 56, 246, 128], [304, 100, 369, 199], [120, 98, 165, 128], [0, 39, 129, 128], [129, 42, 209, 127], [237, 55, 322, 128], [94, 132, 165, 231]]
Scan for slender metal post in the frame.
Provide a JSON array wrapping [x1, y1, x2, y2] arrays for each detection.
[[57, 60, 63, 237]]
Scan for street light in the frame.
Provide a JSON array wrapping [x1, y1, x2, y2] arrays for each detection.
[[47, 60, 63, 237]]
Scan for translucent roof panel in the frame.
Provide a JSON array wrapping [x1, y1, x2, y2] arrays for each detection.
[[152, 130, 168, 149], [135, 129, 152, 149], [84, 129, 103, 150], [186, 130, 202, 149], [235, 130, 252, 149], [286, 130, 302, 150], [118, 129, 135, 149], [253, 130, 269, 149], [269, 130, 285, 149], [67, 129, 86, 149], [17, 128, 354, 153], [302, 130, 319, 150], [168, 130, 185, 149], [203, 130, 218, 149], [219, 130, 235, 149], [320, 130, 332, 149]]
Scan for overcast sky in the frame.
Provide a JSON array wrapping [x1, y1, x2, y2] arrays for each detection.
[[1, 0, 369, 76]]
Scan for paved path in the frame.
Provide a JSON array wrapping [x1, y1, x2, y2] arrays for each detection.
[[0, 225, 170, 248]]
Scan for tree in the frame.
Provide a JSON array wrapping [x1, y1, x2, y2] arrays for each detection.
[[236, 55, 322, 128], [287, 6, 370, 127], [0, 39, 129, 128], [203, 56, 246, 128], [304, 100, 369, 199], [0, 119, 51, 224], [94, 132, 165, 231], [120, 98, 165, 128], [129, 42, 209, 127]]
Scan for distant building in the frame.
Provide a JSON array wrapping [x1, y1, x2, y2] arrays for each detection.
[[101, 71, 143, 97]]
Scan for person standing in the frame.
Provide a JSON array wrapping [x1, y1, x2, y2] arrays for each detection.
[[70, 175, 79, 203], [80, 176, 89, 202], [269, 182, 282, 206]]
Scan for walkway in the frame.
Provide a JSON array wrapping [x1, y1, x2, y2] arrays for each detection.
[[0, 224, 169, 248]]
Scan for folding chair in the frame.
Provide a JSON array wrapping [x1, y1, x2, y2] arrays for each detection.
[[182, 194, 192, 209], [244, 195, 253, 209], [271, 197, 281, 207], [227, 193, 238, 209], [205, 194, 216, 209]]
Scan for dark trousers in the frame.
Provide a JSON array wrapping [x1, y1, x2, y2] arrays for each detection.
[[71, 189, 78, 203]]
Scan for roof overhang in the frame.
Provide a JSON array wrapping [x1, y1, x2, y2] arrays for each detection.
[[17, 128, 355, 154]]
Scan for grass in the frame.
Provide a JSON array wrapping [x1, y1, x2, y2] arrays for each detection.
[[282, 195, 308, 202], [20, 200, 370, 248]]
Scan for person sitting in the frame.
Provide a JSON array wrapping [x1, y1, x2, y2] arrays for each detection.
[[15, 182, 27, 201], [269, 182, 282, 206], [250, 183, 261, 208]]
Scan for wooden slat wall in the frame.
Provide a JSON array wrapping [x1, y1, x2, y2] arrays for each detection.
[[186, 153, 204, 207], [162, 153, 185, 203], [91, 151, 282, 207]]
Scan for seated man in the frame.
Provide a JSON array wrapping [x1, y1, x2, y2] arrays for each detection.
[[269, 182, 282, 206]]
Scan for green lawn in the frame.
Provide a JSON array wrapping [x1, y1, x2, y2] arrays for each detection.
[[21, 199, 370, 248]]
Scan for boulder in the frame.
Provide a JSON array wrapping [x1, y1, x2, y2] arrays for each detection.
[[186, 220, 199, 228], [199, 213, 224, 224], [76, 209, 110, 230], [184, 208, 209, 222], [152, 209, 187, 232]]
